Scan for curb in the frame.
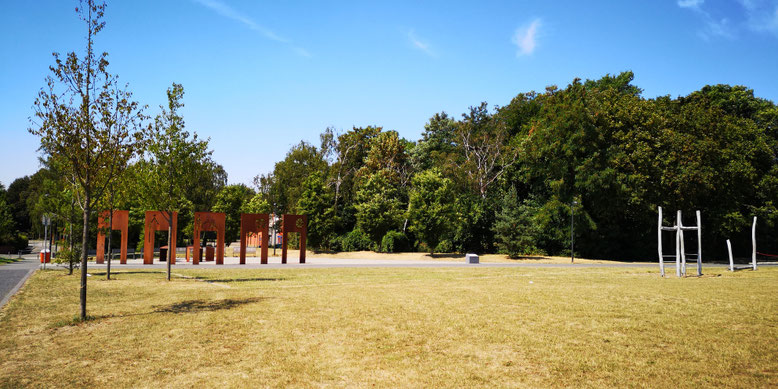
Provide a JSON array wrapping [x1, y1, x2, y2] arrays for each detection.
[[0, 267, 37, 310]]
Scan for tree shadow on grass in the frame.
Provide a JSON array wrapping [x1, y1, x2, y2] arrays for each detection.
[[428, 253, 465, 259], [192, 277, 287, 283], [52, 297, 271, 328], [511, 256, 548, 260], [89, 271, 162, 276], [153, 297, 269, 314]]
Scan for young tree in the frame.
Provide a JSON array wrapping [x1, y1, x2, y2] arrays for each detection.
[[135, 83, 214, 281], [408, 169, 456, 254], [28, 0, 145, 320], [492, 186, 540, 258]]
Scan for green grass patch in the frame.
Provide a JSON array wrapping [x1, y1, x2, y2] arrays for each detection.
[[0, 266, 776, 387]]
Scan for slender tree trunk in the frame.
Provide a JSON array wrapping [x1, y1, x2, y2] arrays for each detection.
[[166, 221, 172, 281], [48, 222, 53, 257], [106, 190, 114, 280], [79, 197, 91, 321], [106, 210, 113, 281], [69, 199, 74, 275]]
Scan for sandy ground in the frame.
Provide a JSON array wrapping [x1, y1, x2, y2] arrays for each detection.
[[80, 250, 642, 270]]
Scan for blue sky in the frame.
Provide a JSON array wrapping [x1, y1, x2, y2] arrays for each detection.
[[1, 0, 777, 187]]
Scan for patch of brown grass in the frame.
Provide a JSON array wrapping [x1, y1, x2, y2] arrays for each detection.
[[1, 266, 776, 387]]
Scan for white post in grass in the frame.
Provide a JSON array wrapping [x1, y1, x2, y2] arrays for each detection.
[[696, 210, 702, 276], [727, 239, 734, 272], [676, 210, 682, 277], [752, 216, 757, 271], [658, 206, 664, 277]]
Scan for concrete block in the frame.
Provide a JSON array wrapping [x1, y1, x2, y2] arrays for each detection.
[[466, 253, 479, 264]]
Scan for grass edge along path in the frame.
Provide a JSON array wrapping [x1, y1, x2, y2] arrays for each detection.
[[0, 266, 776, 388]]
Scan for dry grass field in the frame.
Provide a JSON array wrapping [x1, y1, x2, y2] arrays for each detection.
[[1, 265, 776, 388]]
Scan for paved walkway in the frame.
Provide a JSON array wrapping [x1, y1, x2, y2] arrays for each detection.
[[0, 255, 40, 309]]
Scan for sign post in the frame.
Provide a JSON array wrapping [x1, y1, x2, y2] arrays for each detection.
[[41, 215, 51, 269]]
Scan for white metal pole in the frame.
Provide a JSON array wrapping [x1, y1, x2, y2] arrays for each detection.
[[676, 210, 682, 277], [727, 239, 734, 271], [752, 216, 757, 271], [696, 210, 702, 276], [658, 207, 664, 277]]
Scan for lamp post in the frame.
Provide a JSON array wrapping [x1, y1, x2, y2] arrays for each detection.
[[571, 200, 578, 263]]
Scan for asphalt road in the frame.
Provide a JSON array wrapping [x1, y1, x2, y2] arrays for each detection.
[[0, 255, 39, 309]]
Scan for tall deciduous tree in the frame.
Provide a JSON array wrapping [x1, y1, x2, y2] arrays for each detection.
[[0, 183, 15, 246], [29, 0, 145, 320], [298, 171, 336, 250], [135, 83, 214, 281], [454, 103, 519, 198], [408, 169, 456, 254], [354, 169, 404, 246]]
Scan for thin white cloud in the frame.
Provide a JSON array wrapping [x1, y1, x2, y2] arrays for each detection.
[[512, 18, 541, 57], [678, 0, 704, 9], [193, 0, 311, 56], [737, 0, 778, 36], [678, 0, 734, 39], [293, 47, 312, 58], [681, 0, 778, 39], [406, 29, 435, 57]]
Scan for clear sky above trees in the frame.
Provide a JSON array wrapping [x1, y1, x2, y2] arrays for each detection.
[[2, 0, 778, 186]]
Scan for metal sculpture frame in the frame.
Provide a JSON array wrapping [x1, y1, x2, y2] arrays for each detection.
[[240, 213, 269, 264], [281, 214, 307, 264], [657, 207, 702, 277], [193, 212, 226, 265], [143, 211, 178, 265], [727, 217, 778, 271], [96, 210, 129, 264]]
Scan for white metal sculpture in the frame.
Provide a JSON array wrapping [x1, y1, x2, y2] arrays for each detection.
[[728, 216, 759, 271], [657, 207, 702, 277]]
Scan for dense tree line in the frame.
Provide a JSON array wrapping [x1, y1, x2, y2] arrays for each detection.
[[254, 72, 777, 260]]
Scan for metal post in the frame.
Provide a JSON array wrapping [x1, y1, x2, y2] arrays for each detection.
[[48, 220, 53, 262], [675, 210, 682, 277], [695, 210, 702, 276], [42, 219, 48, 270], [752, 216, 757, 271], [658, 206, 664, 277], [727, 239, 734, 272]]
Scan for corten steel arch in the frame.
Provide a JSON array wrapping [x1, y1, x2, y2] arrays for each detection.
[[193, 212, 226, 265], [240, 213, 269, 265], [281, 214, 307, 264], [143, 211, 178, 265], [96, 210, 129, 264]]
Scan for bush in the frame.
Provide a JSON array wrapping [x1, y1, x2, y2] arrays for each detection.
[[341, 228, 373, 252], [54, 245, 81, 274], [0, 233, 28, 253], [380, 230, 410, 253], [329, 235, 343, 252], [435, 239, 453, 253]]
